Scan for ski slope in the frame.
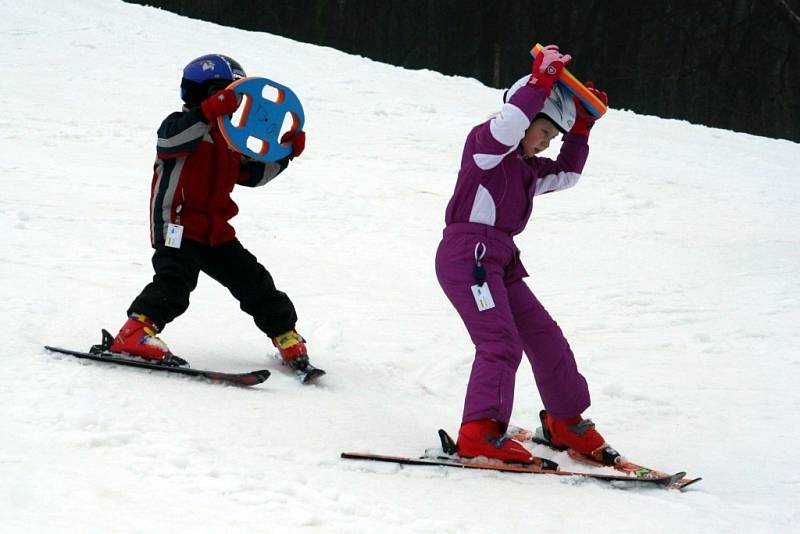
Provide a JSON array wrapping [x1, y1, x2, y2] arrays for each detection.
[[2, 1, 799, 532]]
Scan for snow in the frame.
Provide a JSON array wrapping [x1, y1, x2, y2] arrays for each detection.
[[2, 1, 799, 532]]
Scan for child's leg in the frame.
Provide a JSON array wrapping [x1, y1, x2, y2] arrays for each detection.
[[128, 244, 200, 330], [506, 279, 591, 420], [197, 239, 297, 337], [436, 236, 523, 426]]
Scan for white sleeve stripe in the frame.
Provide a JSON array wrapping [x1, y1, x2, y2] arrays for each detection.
[[489, 103, 529, 147], [473, 151, 503, 170], [473, 144, 517, 170], [157, 121, 209, 148], [534, 172, 581, 196], [255, 162, 281, 186]]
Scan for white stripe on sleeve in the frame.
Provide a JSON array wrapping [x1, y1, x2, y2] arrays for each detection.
[[473, 148, 515, 171], [489, 103, 529, 147], [534, 172, 581, 196]]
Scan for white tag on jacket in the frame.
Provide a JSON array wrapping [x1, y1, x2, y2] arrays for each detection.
[[165, 223, 183, 248], [471, 283, 495, 311]]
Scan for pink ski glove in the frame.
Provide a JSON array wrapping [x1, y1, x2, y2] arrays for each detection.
[[529, 44, 572, 94]]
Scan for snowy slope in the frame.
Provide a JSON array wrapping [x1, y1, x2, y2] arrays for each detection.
[[2, 1, 799, 532]]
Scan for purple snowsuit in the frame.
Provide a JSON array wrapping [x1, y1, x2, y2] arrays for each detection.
[[435, 82, 591, 425]]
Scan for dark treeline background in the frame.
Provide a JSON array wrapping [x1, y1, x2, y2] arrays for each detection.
[[127, 0, 800, 141]]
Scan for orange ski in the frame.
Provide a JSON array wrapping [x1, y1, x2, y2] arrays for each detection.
[[530, 43, 608, 118]]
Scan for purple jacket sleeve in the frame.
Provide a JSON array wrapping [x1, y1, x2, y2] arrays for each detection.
[[527, 132, 589, 196], [470, 84, 548, 171]]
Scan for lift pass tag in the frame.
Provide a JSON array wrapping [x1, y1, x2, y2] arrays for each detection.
[[165, 223, 183, 248], [471, 283, 495, 311]]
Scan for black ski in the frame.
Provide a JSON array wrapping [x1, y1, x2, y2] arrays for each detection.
[[45, 330, 270, 387]]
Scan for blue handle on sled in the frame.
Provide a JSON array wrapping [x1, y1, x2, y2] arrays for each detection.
[[217, 77, 305, 162]]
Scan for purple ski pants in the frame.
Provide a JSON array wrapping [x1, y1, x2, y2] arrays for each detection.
[[435, 223, 590, 425]]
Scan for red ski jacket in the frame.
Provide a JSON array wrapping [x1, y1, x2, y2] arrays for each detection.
[[149, 107, 287, 247]]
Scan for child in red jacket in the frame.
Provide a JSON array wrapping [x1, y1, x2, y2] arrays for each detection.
[[110, 54, 311, 372]]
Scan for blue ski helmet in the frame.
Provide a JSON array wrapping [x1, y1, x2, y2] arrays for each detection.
[[180, 54, 246, 106]]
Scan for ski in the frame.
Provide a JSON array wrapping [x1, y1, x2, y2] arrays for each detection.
[[271, 353, 326, 384], [341, 429, 686, 490], [341, 451, 684, 488], [45, 330, 270, 387], [506, 423, 702, 491]]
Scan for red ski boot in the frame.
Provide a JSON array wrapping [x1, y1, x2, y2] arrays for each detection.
[[457, 419, 534, 464], [272, 329, 309, 371], [109, 313, 174, 362], [539, 409, 621, 465]]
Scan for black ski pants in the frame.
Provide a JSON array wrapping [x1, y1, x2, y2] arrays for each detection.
[[129, 238, 297, 337]]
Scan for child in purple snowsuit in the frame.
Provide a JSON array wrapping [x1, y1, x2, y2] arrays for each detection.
[[435, 45, 613, 464]]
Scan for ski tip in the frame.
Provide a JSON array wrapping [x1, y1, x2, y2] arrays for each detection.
[[239, 369, 271, 386], [202, 369, 271, 386], [252, 369, 272, 383], [664, 471, 688, 488], [675, 477, 703, 491]]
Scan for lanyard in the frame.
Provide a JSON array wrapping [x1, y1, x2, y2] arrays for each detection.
[[473, 242, 487, 287]]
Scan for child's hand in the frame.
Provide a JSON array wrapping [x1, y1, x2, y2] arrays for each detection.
[[570, 82, 608, 136], [280, 130, 306, 159], [201, 88, 240, 120], [529, 44, 571, 94]]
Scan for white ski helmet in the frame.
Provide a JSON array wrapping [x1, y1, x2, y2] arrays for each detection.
[[504, 75, 576, 133]]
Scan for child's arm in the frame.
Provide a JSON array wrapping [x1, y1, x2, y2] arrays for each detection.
[[470, 84, 548, 170], [155, 108, 210, 159], [237, 131, 306, 187], [527, 133, 589, 196], [156, 89, 240, 159], [237, 157, 289, 187], [471, 45, 569, 171], [529, 83, 607, 196]]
